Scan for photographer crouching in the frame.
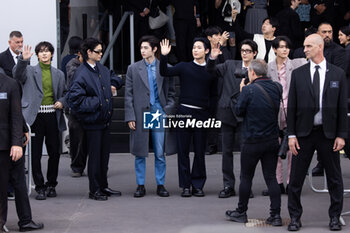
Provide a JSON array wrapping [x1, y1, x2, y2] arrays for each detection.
[[225, 59, 283, 226]]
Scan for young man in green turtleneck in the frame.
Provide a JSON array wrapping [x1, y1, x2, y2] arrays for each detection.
[[13, 42, 66, 201]]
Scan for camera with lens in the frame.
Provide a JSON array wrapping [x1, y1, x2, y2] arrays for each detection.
[[234, 67, 249, 85]]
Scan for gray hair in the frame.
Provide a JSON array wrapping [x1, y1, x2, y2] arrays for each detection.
[[9, 31, 22, 39], [248, 59, 267, 77]]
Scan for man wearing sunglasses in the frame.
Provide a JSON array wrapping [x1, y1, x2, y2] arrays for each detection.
[[67, 38, 124, 201]]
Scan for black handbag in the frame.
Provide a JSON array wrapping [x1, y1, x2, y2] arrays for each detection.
[[223, 0, 232, 17]]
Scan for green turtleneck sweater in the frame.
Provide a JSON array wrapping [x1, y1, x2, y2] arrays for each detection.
[[40, 62, 54, 105]]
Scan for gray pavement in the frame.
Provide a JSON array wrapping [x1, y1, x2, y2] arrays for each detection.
[[5, 153, 350, 233]]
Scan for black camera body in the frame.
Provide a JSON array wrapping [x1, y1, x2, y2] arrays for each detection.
[[234, 68, 249, 85]]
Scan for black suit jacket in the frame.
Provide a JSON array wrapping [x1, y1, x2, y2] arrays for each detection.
[[0, 73, 23, 150], [324, 42, 347, 72], [207, 59, 242, 126], [0, 48, 15, 78], [287, 62, 348, 139]]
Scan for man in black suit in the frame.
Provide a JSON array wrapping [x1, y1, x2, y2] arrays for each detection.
[[318, 22, 347, 71], [311, 22, 347, 175], [0, 31, 23, 78], [0, 31, 23, 202], [287, 34, 347, 231], [0, 73, 43, 232]]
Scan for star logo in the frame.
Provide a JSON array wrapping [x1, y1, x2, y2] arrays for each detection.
[[150, 110, 162, 123], [143, 110, 163, 129]]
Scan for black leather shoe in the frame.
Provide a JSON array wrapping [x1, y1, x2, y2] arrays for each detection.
[[181, 188, 192, 197], [102, 187, 122, 196], [218, 187, 236, 198], [7, 192, 15, 201], [329, 217, 342, 231], [157, 185, 169, 197], [134, 185, 146, 198], [35, 190, 46, 200], [288, 218, 302, 231], [46, 187, 57, 198], [192, 188, 205, 197], [89, 191, 108, 201], [225, 209, 248, 223], [19, 220, 44, 232], [312, 165, 324, 176], [266, 214, 282, 226]]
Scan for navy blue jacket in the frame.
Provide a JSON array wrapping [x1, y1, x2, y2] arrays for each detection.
[[235, 77, 281, 143], [67, 62, 123, 130]]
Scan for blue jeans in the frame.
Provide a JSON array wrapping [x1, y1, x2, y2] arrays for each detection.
[[135, 103, 166, 185]]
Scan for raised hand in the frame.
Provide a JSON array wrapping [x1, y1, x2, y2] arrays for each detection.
[[160, 39, 171, 56], [244, 0, 253, 7], [22, 45, 33, 60], [220, 31, 229, 46], [210, 42, 221, 60]]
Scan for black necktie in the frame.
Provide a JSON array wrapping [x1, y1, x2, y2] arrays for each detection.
[[313, 65, 320, 114]]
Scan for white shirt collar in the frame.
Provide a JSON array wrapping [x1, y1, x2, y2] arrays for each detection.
[[193, 60, 206, 66], [86, 61, 96, 69], [242, 62, 249, 69], [9, 48, 19, 64], [310, 58, 327, 72]]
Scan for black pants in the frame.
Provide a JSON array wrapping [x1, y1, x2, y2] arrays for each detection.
[[288, 127, 343, 219], [10, 155, 32, 226], [221, 123, 239, 189], [0, 150, 10, 229], [173, 19, 196, 62], [31, 113, 60, 191], [68, 113, 87, 174], [86, 128, 110, 193], [238, 139, 281, 215], [176, 105, 208, 189], [0, 149, 33, 228]]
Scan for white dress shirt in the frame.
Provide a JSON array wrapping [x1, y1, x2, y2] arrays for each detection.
[[310, 58, 327, 126], [9, 48, 19, 64]]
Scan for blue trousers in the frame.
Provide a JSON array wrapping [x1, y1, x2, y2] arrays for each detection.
[[135, 104, 166, 185]]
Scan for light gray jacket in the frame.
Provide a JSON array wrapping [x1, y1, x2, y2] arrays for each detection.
[[13, 58, 67, 131], [267, 58, 307, 127], [124, 59, 176, 157]]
